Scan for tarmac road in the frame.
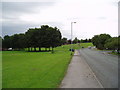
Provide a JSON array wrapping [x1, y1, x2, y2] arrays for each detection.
[[79, 48, 118, 88], [60, 50, 102, 88]]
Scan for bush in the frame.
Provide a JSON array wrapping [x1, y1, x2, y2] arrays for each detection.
[[92, 34, 111, 50]]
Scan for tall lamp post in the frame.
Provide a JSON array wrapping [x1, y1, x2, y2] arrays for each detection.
[[71, 22, 76, 55]]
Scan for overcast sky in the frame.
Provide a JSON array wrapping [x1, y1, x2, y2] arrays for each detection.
[[1, 0, 119, 39]]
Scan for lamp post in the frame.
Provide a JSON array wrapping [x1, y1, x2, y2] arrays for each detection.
[[71, 22, 76, 55]]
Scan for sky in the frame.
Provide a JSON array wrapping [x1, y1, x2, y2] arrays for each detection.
[[1, 0, 119, 39]]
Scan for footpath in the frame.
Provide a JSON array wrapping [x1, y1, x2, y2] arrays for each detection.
[[60, 50, 103, 88]]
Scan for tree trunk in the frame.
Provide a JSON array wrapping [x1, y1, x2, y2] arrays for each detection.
[[117, 49, 119, 54], [39, 47, 41, 52], [49, 48, 51, 51], [45, 48, 47, 51], [51, 47, 54, 53], [34, 47, 36, 52], [31, 47, 32, 51], [28, 47, 30, 51]]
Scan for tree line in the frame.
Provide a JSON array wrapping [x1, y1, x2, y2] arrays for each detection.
[[2, 26, 92, 52], [61, 37, 91, 45], [92, 34, 120, 53], [2, 25, 119, 53], [2, 25, 62, 52]]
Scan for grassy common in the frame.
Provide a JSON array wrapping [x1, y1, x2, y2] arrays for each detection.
[[2, 43, 93, 88]]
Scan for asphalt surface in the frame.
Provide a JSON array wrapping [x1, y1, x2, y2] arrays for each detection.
[[60, 50, 102, 88], [79, 48, 118, 88]]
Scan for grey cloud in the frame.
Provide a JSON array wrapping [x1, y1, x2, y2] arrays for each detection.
[[2, 22, 43, 36], [2, 21, 64, 37], [42, 22, 64, 29], [2, 24, 27, 36], [2, 23, 35, 36], [2, 2, 55, 19], [2, 2, 55, 13], [2, 2, 59, 37]]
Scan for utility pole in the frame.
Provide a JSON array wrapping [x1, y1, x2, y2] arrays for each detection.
[[71, 22, 76, 55]]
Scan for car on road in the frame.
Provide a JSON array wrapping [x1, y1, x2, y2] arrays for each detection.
[[88, 46, 91, 49]]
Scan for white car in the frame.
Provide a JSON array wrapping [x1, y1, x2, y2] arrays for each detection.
[[8, 48, 12, 50]]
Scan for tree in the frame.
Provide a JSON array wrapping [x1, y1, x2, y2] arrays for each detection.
[[2, 35, 11, 49], [88, 39, 92, 42], [17, 34, 26, 50], [40, 25, 50, 50], [73, 37, 78, 44], [67, 39, 71, 44], [0, 36, 2, 50], [35, 28, 42, 51], [80, 39, 84, 43], [92, 34, 111, 50], [104, 37, 120, 53], [61, 37, 67, 45], [25, 28, 39, 51], [78, 40, 80, 43], [11, 34, 21, 50], [2, 25, 62, 52], [48, 26, 62, 52], [80, 39, 90, 43], [84, 39, 88, 42], [25, 25, 62, 52]]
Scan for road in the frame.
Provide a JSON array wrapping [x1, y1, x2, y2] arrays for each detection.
[[60, 50, 102, 88], [79, 48, 118, 88]]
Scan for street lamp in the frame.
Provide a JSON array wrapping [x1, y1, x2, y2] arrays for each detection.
[[71, 22, 76, 55]]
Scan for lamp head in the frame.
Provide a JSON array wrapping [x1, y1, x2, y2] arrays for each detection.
[[71, 22, 76, 24]]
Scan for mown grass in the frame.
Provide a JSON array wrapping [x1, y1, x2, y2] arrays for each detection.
[[80, 43, 93, 48], [3, 49, 71, 88], [2, 43, 93, 88]]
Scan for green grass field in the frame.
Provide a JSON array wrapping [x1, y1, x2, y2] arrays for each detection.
[[2, 43, 93, 88]]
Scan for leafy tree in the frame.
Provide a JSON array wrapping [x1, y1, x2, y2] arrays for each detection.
[[11, 34, 21, 50], [80, 39, 84, 43], [84, 39, 88, 42], [17, 34, 26, 50], [78, 40, 80, 43], [48, 26, 62, 52], [40, 25, 51, 49], [2, 35, 11, 49], [67, 39, 71, 44], [88, 39, 92, 42], [61, 37, 67, 45], [92, 35, 99, 47], [104, 37, 120, 52], [0, 36, 2, 50], [25, 28, 39, 51], [35, 28, 42, 51], [2, 25, 62, 52], [80, 39, 90, 43], [73, 37, 78, 44], [92, 34, 111, 50], [25, 25, 62, 52]]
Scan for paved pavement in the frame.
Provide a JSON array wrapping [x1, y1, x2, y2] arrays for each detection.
[[60, 50, 103, 88], [79, 48, 118, 88]]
